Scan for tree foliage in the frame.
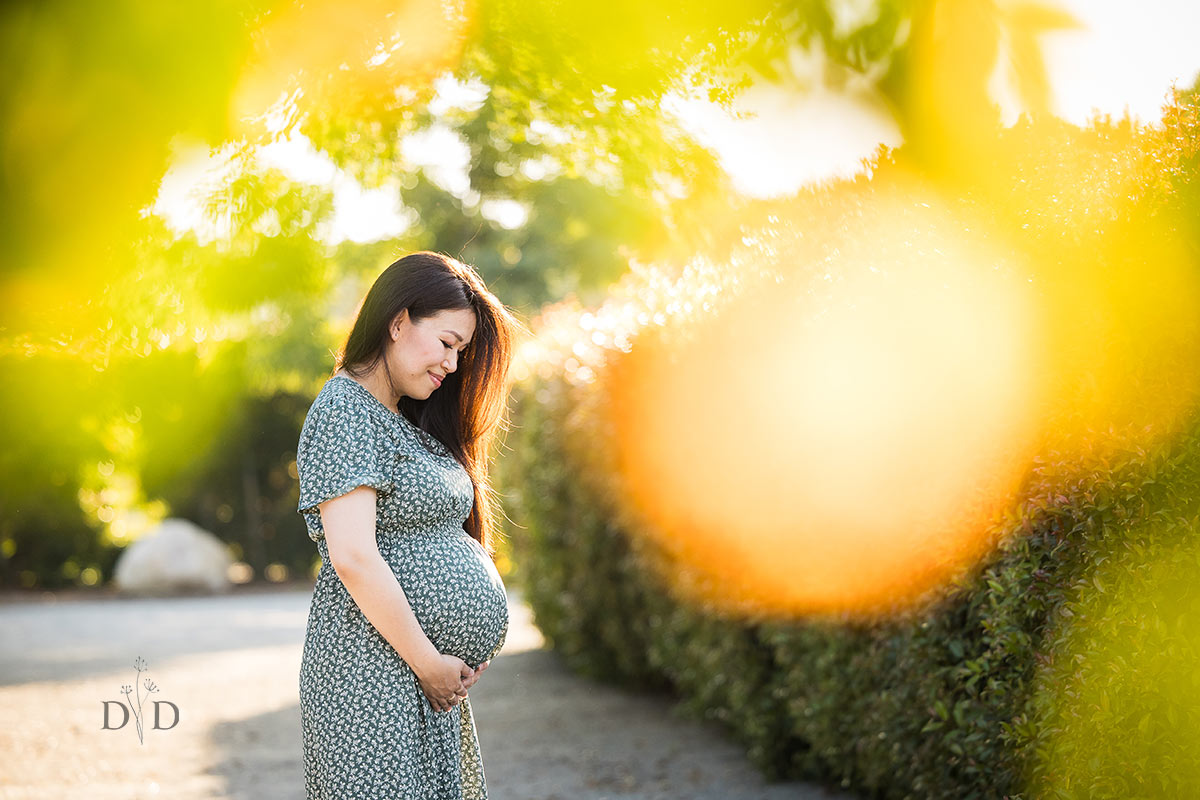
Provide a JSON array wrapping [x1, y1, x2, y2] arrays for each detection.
[[0, 0, 1090, 595]]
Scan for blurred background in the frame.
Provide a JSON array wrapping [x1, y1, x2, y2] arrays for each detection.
[[4, 0, 1200, 797]]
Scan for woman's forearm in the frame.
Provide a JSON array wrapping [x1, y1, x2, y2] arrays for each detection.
[[332, 552, 441, 674]]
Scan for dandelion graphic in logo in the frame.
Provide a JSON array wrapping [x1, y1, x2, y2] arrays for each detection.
[[101, 657, 179, 743]]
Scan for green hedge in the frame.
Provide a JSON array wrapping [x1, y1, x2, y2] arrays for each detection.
[[496, 94, 1200, 799]]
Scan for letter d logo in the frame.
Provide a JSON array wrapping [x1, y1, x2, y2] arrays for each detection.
[[102, 700, 130, 730], [153, 701, 180, 731]]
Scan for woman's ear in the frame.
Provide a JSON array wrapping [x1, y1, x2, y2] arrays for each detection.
[[391, 309, 407, 341]]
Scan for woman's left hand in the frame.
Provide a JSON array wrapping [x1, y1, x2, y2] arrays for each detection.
[[461, 660, 489, 691]]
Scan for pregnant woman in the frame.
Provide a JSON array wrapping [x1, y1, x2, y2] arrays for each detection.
[[296, 251, 521, 799]]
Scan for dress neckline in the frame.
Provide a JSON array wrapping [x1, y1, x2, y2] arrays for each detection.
[[329, 373, 451, 456]]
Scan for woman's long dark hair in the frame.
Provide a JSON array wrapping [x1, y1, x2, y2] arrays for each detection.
[[335, 251, 524, 553]]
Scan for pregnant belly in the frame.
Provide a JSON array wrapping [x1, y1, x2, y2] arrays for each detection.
[[387, 532, 509, 669]]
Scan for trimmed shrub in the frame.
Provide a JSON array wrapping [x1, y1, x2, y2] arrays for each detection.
[[497, 93, 1200, 798]]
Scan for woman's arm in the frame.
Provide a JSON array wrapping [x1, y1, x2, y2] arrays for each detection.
[[319, 485, 474, 712]]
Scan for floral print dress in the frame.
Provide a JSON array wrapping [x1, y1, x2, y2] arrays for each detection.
[[296, 374, 509, 800]]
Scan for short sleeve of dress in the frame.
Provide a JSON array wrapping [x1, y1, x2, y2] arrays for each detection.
[[296, 389, 392, 536]]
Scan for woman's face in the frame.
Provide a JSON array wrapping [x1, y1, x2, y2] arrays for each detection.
[[386, 307, 477, 400]]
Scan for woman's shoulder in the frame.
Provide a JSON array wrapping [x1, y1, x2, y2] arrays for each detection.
[[301, 374, 411, 451], [304, 374, 355, 416], [301, 374, 379, 432]]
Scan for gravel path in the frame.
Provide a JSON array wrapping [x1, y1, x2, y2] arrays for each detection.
[[0, 584, 852, 800]]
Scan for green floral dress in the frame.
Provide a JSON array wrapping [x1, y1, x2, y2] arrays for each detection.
[[297, 374, 508, 800]]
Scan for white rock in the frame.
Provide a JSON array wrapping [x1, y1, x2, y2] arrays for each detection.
[[113, 518, 233, 595]]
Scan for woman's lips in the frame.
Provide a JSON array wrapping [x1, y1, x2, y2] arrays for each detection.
[[429, 372, 443, 387]]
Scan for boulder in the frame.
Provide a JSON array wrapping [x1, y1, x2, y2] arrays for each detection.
[[113, 518, 233, 595]]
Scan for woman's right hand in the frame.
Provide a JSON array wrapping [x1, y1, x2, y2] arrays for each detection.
[[413, 653, 474, 712]]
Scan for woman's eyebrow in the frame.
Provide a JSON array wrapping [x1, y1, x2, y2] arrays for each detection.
[[443, 330, 471, 344]]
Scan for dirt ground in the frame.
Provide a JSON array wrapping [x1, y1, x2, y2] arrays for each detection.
[[0, 583, 853, 800]]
